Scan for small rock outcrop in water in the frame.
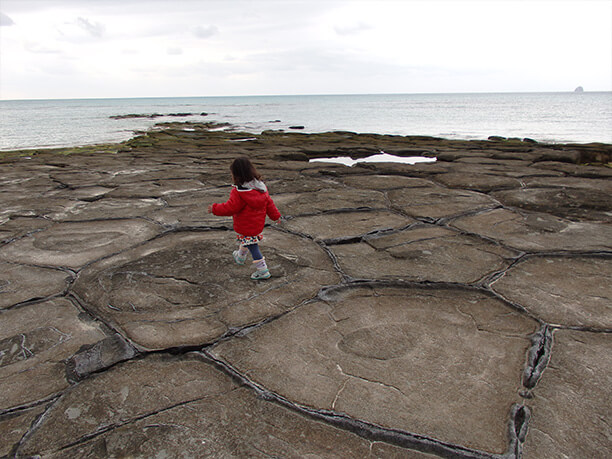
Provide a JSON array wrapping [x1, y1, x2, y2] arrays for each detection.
[[0, 123, 610, 458], [574, 86, 584, 92]]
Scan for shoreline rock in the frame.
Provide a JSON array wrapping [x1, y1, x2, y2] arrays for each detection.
[[0, 123, 610, 458]]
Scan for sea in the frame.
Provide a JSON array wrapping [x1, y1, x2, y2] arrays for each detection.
[[1, 92, 611, 151]]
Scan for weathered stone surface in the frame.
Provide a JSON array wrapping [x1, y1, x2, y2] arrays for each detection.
[[0, 405, 46, 457], [72, 230, 340, 351], [0, 262, 71, 309], [523, 330, 612, 458], [331, 225, 518, 283], [2, 127, 610, 457], [211, 284, 539, 454], [451, 208, 612, 252], [0, 217, 53, 243], [0, 219, 161, 269], [276, 188, 387, 216], [65, 333, 137, 382], [17, 354, 428, 458], [492, 187, 612, 221], [388, 185, 500, 220], [284, 210, 414, 242], [434, 172, 522, 192], [46, 198, 166, 221], [491, 256, 612, 329], [340, 174, 434, 190], [0, 298, 106, 411]]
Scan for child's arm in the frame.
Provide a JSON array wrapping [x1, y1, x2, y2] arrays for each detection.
[[266, 196, 281, 222], [210, 188, 245, 216]]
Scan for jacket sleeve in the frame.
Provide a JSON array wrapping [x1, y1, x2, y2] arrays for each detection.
[[211, 187, 245, 216], [266, 195, 281, 221]]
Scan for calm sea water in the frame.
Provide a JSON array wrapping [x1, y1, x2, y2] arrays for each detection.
[[1, 92, 611, 151]]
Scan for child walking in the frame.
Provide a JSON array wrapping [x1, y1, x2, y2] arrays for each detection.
[[208, 157, 281, 280]]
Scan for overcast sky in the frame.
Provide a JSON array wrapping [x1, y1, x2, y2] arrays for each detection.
[[1, 0, 611, 100]]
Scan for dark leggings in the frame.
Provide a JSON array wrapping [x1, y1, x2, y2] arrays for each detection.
[[245, 243, 263, 260]]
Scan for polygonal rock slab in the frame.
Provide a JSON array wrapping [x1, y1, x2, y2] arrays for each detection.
[[491, 256, 612, 329], [0, 219, 161, 269], [0, 217, 53, 243], [211, 284, 539, 454], [331, 225, 519, 283], [275, 188, 387, 216], [0, 262, 71, 309], [340, 174, 434, 190], [283, 210, 414, 242], [46, 198, 166, 221], [72, 230, 340, 351], [0, 405, 46, 457], [388, 185, 499, 220], [434, 172, 522, 192], [17, 354, 424, 458], [523, 330, 612, 458], [492, 187, 612, 221], [451, 208, 612, 252], [0, 298, 106, 411]]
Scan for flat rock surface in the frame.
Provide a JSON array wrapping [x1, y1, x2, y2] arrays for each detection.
[[211, 285, 539, 454], [522, 330, 611, 459], [1, 126, 610, 458]]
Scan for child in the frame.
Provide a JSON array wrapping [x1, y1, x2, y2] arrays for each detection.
[[208, 157, 281, 280]]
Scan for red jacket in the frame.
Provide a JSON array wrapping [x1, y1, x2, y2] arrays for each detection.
[[211, 180, 281, 237]]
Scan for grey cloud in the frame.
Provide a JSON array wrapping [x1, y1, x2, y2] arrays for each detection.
[[167, 47, 183, 55], [1, 12, 15, 26], [334, 22, 372, 36], [193, 25, 219, 39], [76, 17, 105, 38]]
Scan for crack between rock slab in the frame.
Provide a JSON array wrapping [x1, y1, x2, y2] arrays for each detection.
[[22, 393, 221, 457], [522, 325, 553, 390], [9, 394, 63, 458], [197, 350, 505, 459]]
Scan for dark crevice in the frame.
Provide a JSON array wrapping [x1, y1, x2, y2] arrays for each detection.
[[522, 325, 553, 390], [197, 350, 500, 459]]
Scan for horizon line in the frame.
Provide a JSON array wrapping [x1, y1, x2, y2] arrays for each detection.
[[2, 89, 610, 102]]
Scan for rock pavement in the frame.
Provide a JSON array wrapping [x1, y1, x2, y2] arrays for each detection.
[[1, 124, 610, 458]]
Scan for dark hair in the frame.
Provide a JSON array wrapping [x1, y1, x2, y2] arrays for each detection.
[[230, 157, 262, 185]]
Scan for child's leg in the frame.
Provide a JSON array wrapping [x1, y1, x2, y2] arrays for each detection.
[[246, 244, 270, 279], [246, 244, 263, 261], [232, 244, 249, 265]]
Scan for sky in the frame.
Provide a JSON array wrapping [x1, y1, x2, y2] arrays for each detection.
[[0, 0, 611, 100]]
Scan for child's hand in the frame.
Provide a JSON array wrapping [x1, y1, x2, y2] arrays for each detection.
[[207, 205, 213, 214]]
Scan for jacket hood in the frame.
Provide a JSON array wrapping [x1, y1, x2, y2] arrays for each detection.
[[238, 179, 267, 193], [236, 179, 269, 208]]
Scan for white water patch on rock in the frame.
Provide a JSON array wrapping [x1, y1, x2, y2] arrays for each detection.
[[310, 152, 437, 167]]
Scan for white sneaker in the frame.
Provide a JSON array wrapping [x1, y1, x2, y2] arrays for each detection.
[[233, 250, 247, 265], [251, 268, 271, 280]]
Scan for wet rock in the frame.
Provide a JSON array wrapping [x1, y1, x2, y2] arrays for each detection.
[[491, 256, 612, 329], [72, 230, 340, 351], [523, 330, 611, 458], [0, 298, 106, 411], [211, 284, 539, 455], [0, 219, 161, 269], [0, 262, 71, 309]]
